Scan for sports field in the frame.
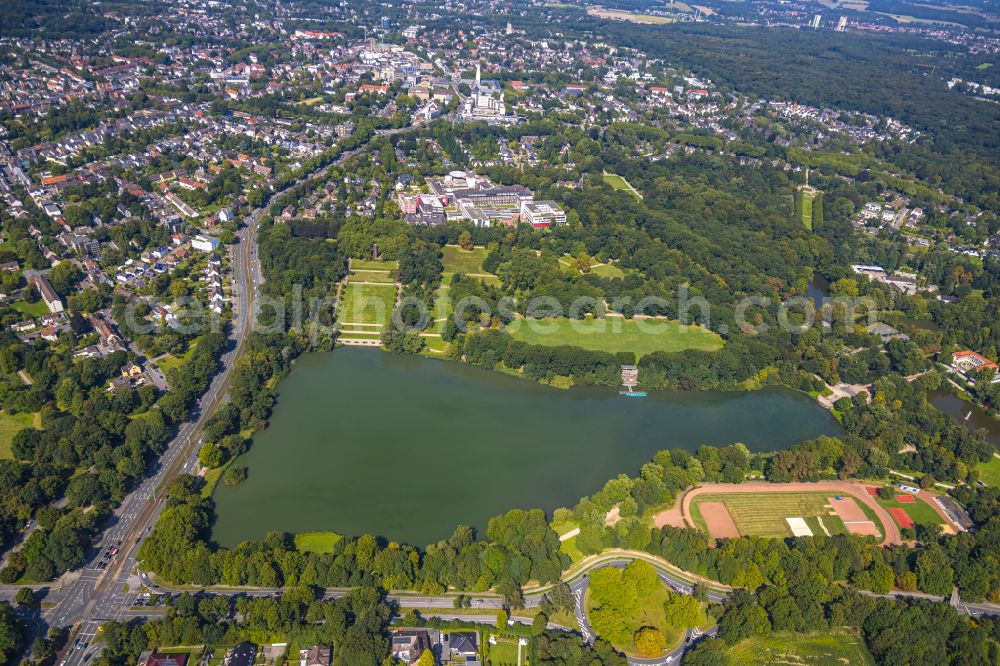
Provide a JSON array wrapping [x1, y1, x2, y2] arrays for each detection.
[[723, 627, 875, 666], [506, 315, 723, 357], [691, 492, 866, 539], [876, 494, 942, 526]]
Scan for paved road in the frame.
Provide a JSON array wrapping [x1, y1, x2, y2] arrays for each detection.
[[566, 557, 721, 665], [51, 208, 264, 666], [44, 127, 427, 666]]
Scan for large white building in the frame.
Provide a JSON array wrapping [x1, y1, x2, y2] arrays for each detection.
[[520, 200, 567, 228], [191, 235, 221, 252]]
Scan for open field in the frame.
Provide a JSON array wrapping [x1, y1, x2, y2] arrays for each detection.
[[337, 283, 397, 327], [294, 531, 342, 554], [0, 411, 36, 458], [691, 492, 864, 538], [723, 627, 875, 666], [506, 315, 723, 357], [602, 172, 642, 199], [588, 7, 674, 24]]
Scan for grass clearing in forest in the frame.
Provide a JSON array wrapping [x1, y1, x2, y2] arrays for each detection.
[[723, 627, 875, 666], [506, 315, 723, 357], [802, 190, 814, 230], [0, 411, 36, 458], [602, 172, 642, 199], [442, 245, 491, 276]]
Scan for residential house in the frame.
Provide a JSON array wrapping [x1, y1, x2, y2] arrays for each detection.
[[390, 631, 430, 665], [297, 645, 331, 666], [443, 632, 479, 660], [28, 274, 64, 313], [142, 653, 189, 666]]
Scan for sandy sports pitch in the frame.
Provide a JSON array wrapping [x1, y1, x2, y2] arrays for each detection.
[[699, 502, 740, 539], [828, 496, 881, 536]]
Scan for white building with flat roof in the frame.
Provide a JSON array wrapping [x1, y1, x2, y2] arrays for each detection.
[[520, 200, 566, 228]]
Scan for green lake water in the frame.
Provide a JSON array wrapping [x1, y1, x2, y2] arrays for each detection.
[[210, 348, 841, 547]]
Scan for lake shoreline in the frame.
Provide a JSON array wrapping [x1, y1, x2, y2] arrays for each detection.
[[209, 347, 841, 547]]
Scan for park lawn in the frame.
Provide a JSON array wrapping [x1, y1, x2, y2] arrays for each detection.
[[337, 283, 397, 326], [348, 269, 395, 284], [559, 535, 584, 564], [201, 464, 225, 498], [691, 492, 869, 538], [488, 639, 520, 666], [506, 315, 723, 357], [337, 330, 382, 341], [11, 300, 50, 318], [0, 411, 36, 458], [421, 336, 449, 354], [550, 518, 585, 563], [802, 190, 815, 230], [976, 456, 1000, 487], [427, 285, 453, 336], [558, 256, 626, 279], [590, 263, 625, 279], [442, 245, 490, 276], [723, 627, 875, 666], [294, 531, 342, 554], [602, 173, 641, 199], [350, 258, 397, 272], [877, 495, 943, 526]]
